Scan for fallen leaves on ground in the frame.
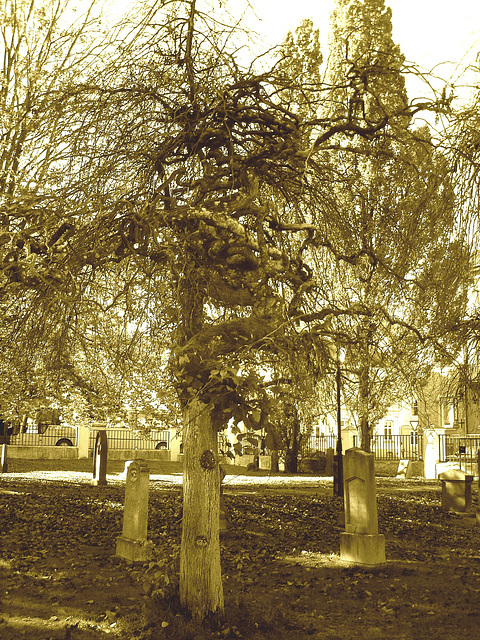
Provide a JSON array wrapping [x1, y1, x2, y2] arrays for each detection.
[[0, 472, 479, 640]]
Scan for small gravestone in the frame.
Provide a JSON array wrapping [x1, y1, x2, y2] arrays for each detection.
[[258, 455, 271, 470], [91, 430, 108, 486], [219, 466, 228, 533], [1, 444, 7, 473], [396, 459, 412, 479], [436, 461, 457, 477], [438, 468, 474, 513], [325, 447, 334, 476], [340, 447, 386, 566], [116, 459, 150, 561]]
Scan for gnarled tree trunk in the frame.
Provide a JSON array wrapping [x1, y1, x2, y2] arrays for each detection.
[[180, 397, 224, 620]]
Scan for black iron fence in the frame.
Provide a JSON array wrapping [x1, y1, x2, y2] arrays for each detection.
[[303, 435, 337, 457], [353, 434, 423, 461], [9, 426, 78, 447], [9, 426, 170, 450], [438, 435, 480, 474], [88, 428, 170, 450]]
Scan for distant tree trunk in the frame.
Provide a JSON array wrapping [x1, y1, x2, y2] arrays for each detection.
[[359, 414, 371, 452], [358, 363, 371, 452], [270, 449, 279, 472], [180, 397, 224, 620], [285, 404, 301, 473]]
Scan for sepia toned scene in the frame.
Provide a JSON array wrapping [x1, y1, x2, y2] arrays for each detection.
[[1, 1, 480, 639]]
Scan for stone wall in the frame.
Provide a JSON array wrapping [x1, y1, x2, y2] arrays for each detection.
[[6, 446, 171, 461], [6, 446, 78, 459]]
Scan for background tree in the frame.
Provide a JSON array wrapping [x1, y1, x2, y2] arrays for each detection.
[[308, 0, 470, 450], [0, 0, 177, 425]]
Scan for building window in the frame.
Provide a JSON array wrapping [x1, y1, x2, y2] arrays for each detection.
[[384, 421, 393, 440], [440, 396, 454, 426]]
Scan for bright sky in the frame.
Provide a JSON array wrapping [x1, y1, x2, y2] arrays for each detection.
[[239, 0, 480, 99], [246, 1, 480, 70], [101, 0, 480, 103]]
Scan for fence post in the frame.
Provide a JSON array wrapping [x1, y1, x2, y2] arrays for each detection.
[[423, 428, 441, 479], [77, 426, 90, 459]]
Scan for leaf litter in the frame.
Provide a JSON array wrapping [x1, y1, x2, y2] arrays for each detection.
[[0, 470, 479, 639]]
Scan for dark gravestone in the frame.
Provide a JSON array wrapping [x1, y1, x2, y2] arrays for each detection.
[[325, 447, 334, 476], [92, 430, 108, 486]]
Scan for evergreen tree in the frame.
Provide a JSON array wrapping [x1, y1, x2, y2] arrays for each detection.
[[316, 0, 468, 450]]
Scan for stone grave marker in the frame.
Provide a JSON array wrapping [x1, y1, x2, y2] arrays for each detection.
[[258, 455, 271, 470], [396, 459, 412, 479], [436, 461, 458, 476], [325, 447, 334, 476], [438, 468, 474, 513], [340, 447, 386, 566], [120, 459, 136, 479], [1, 444, 7, 473], [423, 428, 439, 479], [116, 459, 150, 561], [219, 465, 228, 533], [91, 430, 108, 486]]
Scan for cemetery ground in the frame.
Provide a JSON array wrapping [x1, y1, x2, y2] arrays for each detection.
[[1, 460, 480, 640]]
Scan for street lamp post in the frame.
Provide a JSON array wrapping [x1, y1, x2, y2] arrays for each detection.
[[333, 357, 343, 497]]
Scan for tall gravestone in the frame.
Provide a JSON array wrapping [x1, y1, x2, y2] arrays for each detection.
[[91, 430, 108, 486], [423, 428, 440, 479], [1, 444, 7, 473], [340, 447, 386, 566], [77, 425, 90, 459], [116, 459, 150, 561], [219, 465, 228, 533]]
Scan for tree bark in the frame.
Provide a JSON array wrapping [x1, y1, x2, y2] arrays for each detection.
[[285, 404, 301, 473], [359, 363, 371, 452], [270, 449, 279, 472], [180, 397, 224, 620], [359, 414, 371, 452]]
